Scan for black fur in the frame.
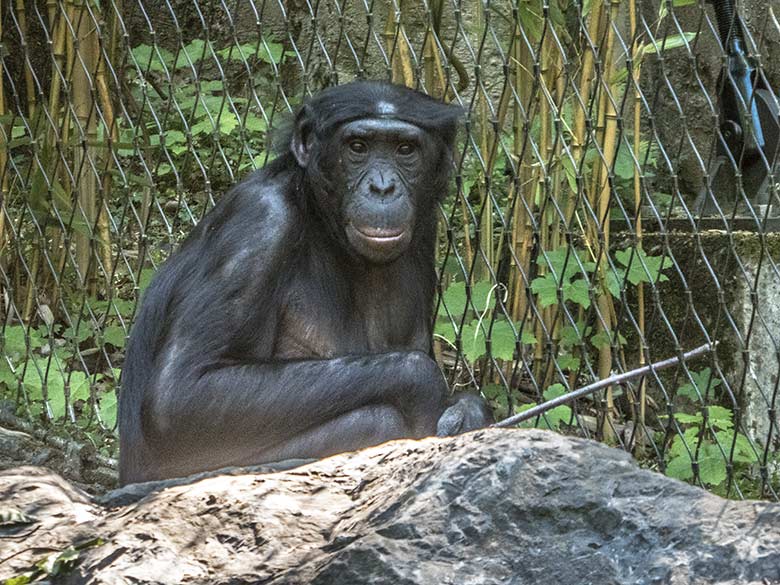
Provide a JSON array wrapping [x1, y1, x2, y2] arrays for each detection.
[[119, 81, 491, 485]]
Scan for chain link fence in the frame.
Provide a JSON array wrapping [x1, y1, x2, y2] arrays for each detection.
[[0, 0, 779, 498]]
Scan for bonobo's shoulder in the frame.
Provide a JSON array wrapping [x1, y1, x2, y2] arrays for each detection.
[[200, 164, 301, 245]]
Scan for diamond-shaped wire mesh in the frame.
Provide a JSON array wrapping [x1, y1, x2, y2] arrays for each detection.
[[0, 0, 778, 498]]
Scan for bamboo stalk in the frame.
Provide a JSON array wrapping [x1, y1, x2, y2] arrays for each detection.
[[95, 20, 116, 284], [70, 0, 98, 291], [591, 0, 623, 442], [0, 0, 8, 264], [571, 0, 604, 166], [15, 0, 36, 118], [384, 1, 415, 88], [629, 0, 647, 447]]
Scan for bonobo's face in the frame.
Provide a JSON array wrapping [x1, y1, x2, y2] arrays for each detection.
[[330, 118, 433, 264]]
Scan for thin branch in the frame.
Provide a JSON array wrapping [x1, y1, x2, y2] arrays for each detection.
[[493, 343, 716, 428]]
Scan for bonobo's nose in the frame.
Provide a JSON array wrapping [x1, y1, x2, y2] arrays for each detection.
[[368, 172, 396, 197]]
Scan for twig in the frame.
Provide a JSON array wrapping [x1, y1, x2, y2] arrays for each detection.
[[493, 343, 716, 428]]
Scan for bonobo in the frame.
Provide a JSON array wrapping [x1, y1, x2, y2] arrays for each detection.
[[119, 81, 493, 484]]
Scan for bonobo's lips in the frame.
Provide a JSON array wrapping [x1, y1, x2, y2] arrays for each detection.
[[353, 225, 406, 243], [345, 223, 412, 261]]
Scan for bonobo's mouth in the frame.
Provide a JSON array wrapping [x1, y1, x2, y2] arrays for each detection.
[[353, 225, 406, 243], [345, 223, 412, 262]]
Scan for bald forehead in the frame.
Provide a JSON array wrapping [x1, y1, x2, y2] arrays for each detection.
[[338, 118, 424, 141]]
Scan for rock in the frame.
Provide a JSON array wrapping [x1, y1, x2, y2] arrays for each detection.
[[1, 429, 779, 584]]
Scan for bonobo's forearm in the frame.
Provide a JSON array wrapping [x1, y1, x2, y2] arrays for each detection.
[[147, 351, 445, 460]]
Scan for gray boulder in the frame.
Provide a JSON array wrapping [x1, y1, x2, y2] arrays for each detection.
[[0, 429, 778, 584]]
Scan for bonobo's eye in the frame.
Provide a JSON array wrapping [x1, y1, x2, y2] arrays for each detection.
[[397, 143, 416, 157], [349, 139, 368, 154]]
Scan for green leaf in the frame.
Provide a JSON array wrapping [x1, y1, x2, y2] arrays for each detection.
[[677, 368, 721, 400], [131, 44, 175, 72], [434, 318, 458, 344], [543, 383, 567, 400], [530, 275, 559, 308], [257, 41, 285, 64], [642, 32, 698, 55], [99, 391, 118, 430], [672, 412, 703, 425], [615, 248, 670, 285], [174, 39, 213, 69], [605, 267, 624, 298], [1, 326, 35, 358], [536, 247, 596, 281], [438, 281, 497, 319], [564, 279, 591, 309], [190, 118, 214, 136], [488, 320, 519, 361], [557, 354, 580, 371], [707, 405, 734, 430], [520, 330, 537, 345], [470, 281, 497, 315], [439, 282, 467, 318], [666, 453, 695, 480], [715, 430, 754, 463], [103, 326, 127, 348], [698, 443, 728, 486], [218, 113, 239, 135], [461, 321, 487, 362], [244, 115, 268, 133], [37, 546, 80, 577], [69, 371, 92, 403], [590, 329, 627, 349], [559, 321, 591, 348]]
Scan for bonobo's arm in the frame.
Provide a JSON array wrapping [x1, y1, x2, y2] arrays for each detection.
[[120, 173, 448, 483], [146, 352, 447, 480]]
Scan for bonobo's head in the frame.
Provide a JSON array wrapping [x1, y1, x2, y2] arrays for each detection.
[[289, 81, 462, 264]]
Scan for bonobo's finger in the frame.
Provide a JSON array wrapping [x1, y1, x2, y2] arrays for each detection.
[[436, 393, 494, 437]]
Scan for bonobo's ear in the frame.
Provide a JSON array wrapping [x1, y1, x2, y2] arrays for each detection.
[[291, 104, 314, 168]]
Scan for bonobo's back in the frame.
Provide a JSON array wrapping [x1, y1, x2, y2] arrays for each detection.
[[118, 161, 296, 483]]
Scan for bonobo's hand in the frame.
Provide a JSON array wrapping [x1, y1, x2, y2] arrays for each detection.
[[436, 393, 494, 437]]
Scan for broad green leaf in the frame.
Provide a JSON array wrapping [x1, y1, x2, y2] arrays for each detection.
[[433, 318, 458, 345], [521, 330, 537, 345], [666, 453, 695, 480], [564, 279, 591, 309], [559, 322, 591, 347], [672, 412, 703, 425], [557, 354, 580, 371], [438, 281, 467, 318], [530, 275, 559, 308], [615, 248, 670, 285], [536, 247, 596, 281], [218, 113, 239, 135], [244, 115, 268, 133], [131, 44, 174, 72], [698, 443, 728, 486], [461, 321, 487, 362], [543, 383, 567, 400], [99, 391, 118, 430], [677, 368, 721, 400], [715, 431, 754, 463], [488, 320, 519, 361], [642, 32, 698, 55], [590, 329, 627, 349], [103, 326, 127, 348], [707, 405, 734, 430]]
